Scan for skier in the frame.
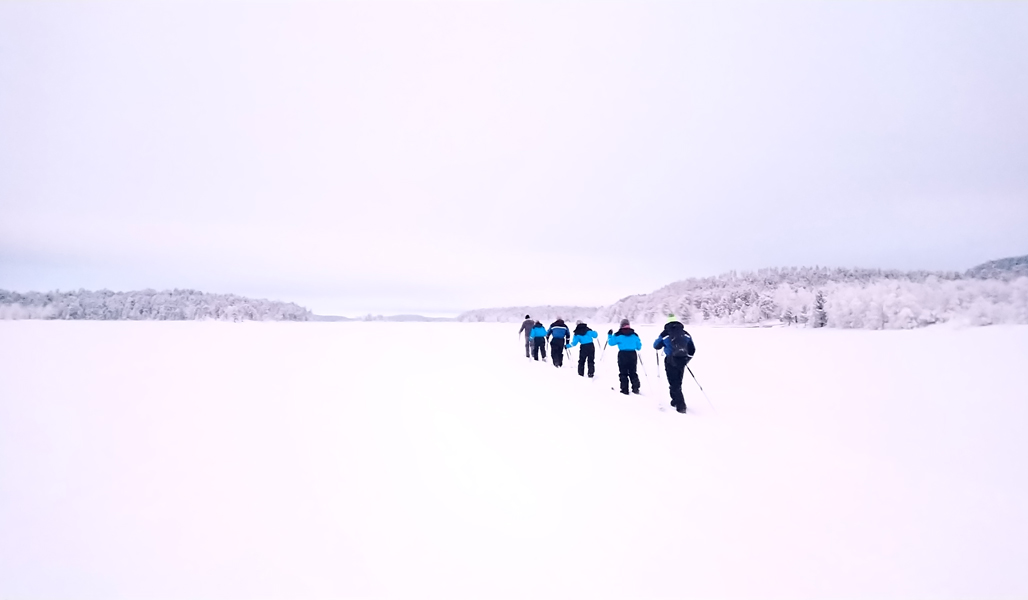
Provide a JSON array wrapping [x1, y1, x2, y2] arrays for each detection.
[[653, 313, 695, 414], [607, 318, 642, 394], [530, 320, 549, 361], [546, 318, 571, 367], [518, 314, 535, 358], [566, 320, 598, 377]]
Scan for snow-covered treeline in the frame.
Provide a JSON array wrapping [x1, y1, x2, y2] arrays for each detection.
[[457, 306, 600, 324], [821, 277, 1028, 329], [598, 266, 943, 325], [600, 271, 1028, 329], [459, 261, 1028, 329], [0, 289, 311, 321]]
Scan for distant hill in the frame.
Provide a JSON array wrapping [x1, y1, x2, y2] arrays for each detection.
[[966, 255, 1028, 280], [459, 254, 1028, 330]]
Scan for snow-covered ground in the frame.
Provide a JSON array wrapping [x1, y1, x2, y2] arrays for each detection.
[[2, 321, 1026, 599]]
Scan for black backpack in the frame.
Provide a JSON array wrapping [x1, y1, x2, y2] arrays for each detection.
[[667, 325, 695, 361]]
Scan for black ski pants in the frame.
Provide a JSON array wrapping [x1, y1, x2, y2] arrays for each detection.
[[664, 355, 687, 410], [577, 343, 595, 377], [532, 337, 547, 360], [550, 339, 565, 367], [524, 334, 531, 357], [617, 350, 640, 394]]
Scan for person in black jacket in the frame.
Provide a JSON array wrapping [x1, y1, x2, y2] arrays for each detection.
[[546, 318, 571, 367], [567, 321, 598, 377], [653, 314, 695, 413]]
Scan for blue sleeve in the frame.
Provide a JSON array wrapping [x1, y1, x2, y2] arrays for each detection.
[[569, 335, 578, 347], [607, 333, 618, 348], [653, 336, 665, 350], [588, 330, 597, 341]]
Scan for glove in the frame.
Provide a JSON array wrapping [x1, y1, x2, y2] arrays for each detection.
[[607, 329, 613, 335]]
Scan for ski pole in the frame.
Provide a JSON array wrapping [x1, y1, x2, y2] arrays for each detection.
[[636, 350, 648, 378], [687, 365, 717, 414], [656, 350, 662, 380]]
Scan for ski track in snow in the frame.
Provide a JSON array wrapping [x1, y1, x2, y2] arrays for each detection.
[[1, 321, 1027, 599]]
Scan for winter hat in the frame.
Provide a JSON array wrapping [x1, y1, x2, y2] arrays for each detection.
[[667, 313, 676, 322], [576, 320, 583, 325], [620, 318, 630, 328], [525, 314, 530, 319]]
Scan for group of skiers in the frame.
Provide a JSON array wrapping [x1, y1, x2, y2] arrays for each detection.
[[518, 314, 696, 414]]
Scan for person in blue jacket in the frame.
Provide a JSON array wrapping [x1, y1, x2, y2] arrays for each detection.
[[546, 318, 571, 367], [530, 320, 548, 361], [653, 313, 695, 414], [607, 318, 642, 394], [566, 320, 598, 377]]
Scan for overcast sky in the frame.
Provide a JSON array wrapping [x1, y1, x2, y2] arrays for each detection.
[[2, 1, 1026, 316]]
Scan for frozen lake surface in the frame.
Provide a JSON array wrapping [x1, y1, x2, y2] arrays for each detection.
[[2, 321, 1026, 599]]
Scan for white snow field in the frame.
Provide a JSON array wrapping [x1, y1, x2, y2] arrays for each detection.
[[2, 321, 1027, 599]]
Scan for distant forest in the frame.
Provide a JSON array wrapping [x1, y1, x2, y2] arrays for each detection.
[[457, 255, 1028, 329], [4, 256, 1025, 328], [0, 289, 310, 321]]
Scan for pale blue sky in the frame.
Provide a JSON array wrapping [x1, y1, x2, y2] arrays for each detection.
[[2, 1, 1026, 315]]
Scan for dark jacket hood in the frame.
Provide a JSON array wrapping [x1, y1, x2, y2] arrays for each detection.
[[614, 327, 637, 337], [573, 323, 591, 335]]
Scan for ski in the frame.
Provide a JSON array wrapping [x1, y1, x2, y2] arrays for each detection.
[[610, 386, 644, 396], [608, 387, 687, 414]]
